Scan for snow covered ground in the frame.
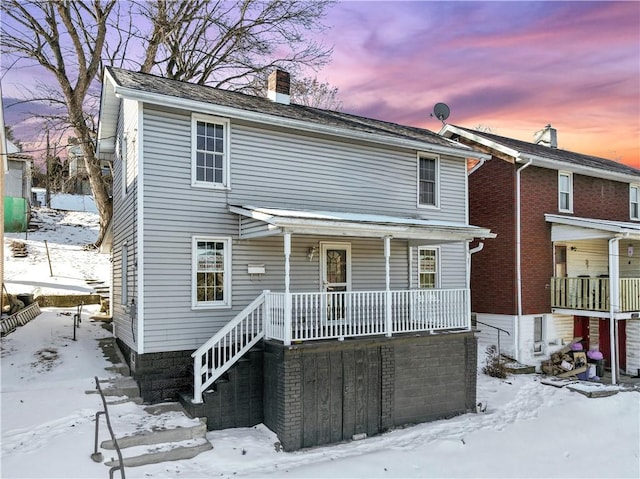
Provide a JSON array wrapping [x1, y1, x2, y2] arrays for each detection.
[[2, 202, 640, 478]]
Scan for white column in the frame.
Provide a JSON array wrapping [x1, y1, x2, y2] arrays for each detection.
[[384, 236, 392, 337], [284, 233, 292, 346], [608, 237, 620, 384]]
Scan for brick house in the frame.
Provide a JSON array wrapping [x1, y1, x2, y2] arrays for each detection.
[[440, 124, 640, 382]]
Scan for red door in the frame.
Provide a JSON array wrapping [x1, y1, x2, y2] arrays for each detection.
[[573, 316, 590, 348], [599, 319, 627, 371]]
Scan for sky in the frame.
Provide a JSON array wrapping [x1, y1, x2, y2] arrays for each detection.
[[1, 1, 639, 168], [2, 199, 639, 478]]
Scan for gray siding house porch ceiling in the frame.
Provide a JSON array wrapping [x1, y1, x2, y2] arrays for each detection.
[[230, 205, 495, 242]]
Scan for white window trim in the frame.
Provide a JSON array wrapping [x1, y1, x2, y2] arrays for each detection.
[[417, 246, 441, 289], [558, 171, 573, 213], [191, 113, 231, 189], [192, 236, 232, 310], [417, 153, 440, 209], [630, 184, 639, 221], [533, 315, 544, 355]]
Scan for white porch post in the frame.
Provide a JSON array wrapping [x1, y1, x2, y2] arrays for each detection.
[[384, 236, 392, 337], [284, 233, 292, 346], [608, 237, 620, 384]]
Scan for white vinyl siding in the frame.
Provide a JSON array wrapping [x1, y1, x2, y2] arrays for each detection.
[[192, 237, 232, 309], [191, 114, 230, 189], [138, 105, 470, 353], [418, 155, 439, 208], [121, 243, 128, 306], [558, 171, 573, 212], [630, 184, 639, 220]]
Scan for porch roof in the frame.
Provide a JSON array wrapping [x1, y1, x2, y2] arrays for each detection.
[[545, 214, 640, 241], [230, 205, 495, 241]]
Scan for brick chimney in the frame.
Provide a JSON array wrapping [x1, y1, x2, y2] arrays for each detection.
[[534, 124, 558, 148], [267, 69, 290, 105]]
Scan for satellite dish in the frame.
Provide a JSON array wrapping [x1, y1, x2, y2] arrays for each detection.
[[432, 103, 450, 123]]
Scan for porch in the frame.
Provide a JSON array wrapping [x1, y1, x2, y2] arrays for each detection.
[[550, 277, 640, 313], [193, 287, 469, 403]]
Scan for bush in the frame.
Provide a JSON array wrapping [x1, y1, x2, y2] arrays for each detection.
[[482, 345, 508, 378]]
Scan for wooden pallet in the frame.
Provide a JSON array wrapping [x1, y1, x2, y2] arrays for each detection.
[[10, 241, 28, 258]]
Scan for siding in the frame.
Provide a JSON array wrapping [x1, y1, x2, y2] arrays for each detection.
[[474, 313, 516, 358], [112, 98, 140, 351], [138, 105, 471, 353], [626, 320, 640, 375]]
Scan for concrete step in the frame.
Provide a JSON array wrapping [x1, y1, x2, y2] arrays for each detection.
[[101, 417, 207, 449], [86, 376, 140, 398], [104, 437, 212, 468]]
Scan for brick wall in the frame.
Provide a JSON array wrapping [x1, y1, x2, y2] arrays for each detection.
[[469, 157, 516, 314], [263, 333, 477, 451]]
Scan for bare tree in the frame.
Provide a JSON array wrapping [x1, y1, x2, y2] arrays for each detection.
[[1, 0, 116, 247], [1, 0, 335, 247]]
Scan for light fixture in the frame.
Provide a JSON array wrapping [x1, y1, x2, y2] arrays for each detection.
[[628, 245, 634, 257], [307, 246, 318, 261]]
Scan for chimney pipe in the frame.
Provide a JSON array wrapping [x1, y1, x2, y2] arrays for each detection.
[[267, 69, 291, 105]]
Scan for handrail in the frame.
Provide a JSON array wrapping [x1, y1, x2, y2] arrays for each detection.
[[192, 291, 266, 403], [474, 320, 511, 359], [474, 320, 511, 336], [91, 376, 126, 479]]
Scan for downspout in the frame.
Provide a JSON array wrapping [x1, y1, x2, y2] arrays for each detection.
[[515, 159, 533, 362], [467, 241, 485, 330], [608, 236, 621, 385]]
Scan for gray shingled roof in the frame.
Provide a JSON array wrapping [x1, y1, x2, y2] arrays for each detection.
[[453, 125, 640, 177], [106, 67, 457, 149]]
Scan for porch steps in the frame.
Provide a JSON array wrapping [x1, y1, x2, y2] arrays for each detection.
[[101, 404, 212, 468]]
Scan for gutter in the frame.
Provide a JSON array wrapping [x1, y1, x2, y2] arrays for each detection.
[[515, 159, 533, 362]]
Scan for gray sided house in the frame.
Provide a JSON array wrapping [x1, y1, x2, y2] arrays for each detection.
[[96, 67, 494, 451]]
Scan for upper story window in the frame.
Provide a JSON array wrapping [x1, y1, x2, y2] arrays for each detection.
[[192, 237, 232, 309], [631, 184, 639, 220], [418, 247, 439, 288], [558, 171, 573, 213], [418, 155, 439, 208], [192, 114, 230, 189]]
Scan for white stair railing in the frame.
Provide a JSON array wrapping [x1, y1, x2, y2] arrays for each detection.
[[191, 292, 267, 404]]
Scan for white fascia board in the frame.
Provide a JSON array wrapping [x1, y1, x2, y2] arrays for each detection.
[[96, 69, 120, 155], [517, 153, 640, 184], [545, 214, 640, 240], [113, 86, 490, 161], [440, 124, 518, 159]]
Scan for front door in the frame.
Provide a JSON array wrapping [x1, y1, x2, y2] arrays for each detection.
[[599, 319, 627, 372], [321, 243, 351, 322]]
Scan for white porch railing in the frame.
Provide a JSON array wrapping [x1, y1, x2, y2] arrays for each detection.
[[193, 288, 470, 403], [621, 278, 640, 312], [191, 292, 266, 403], [266, 288, 470, 343]]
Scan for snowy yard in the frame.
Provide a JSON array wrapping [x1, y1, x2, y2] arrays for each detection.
[[2, 205, 639, 478]]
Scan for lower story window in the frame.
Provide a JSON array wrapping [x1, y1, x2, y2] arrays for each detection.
[[534, 316, 544, 353], [193, 237, 231, 308], [418, 247, 439, 288]]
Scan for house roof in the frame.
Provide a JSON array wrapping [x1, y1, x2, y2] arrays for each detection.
[[98, 67, 488, 161], [545, 214, 640, 241], [440, 124, 640, 183], [230, 205, 496, 242]]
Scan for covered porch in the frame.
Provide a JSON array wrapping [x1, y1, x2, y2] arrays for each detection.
[[546, 214, 640, 383], [192, 206, 494, 403]]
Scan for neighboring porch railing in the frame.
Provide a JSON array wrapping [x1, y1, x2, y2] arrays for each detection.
[[551, 277, 640, 312], [266, 288, 470, 343]]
